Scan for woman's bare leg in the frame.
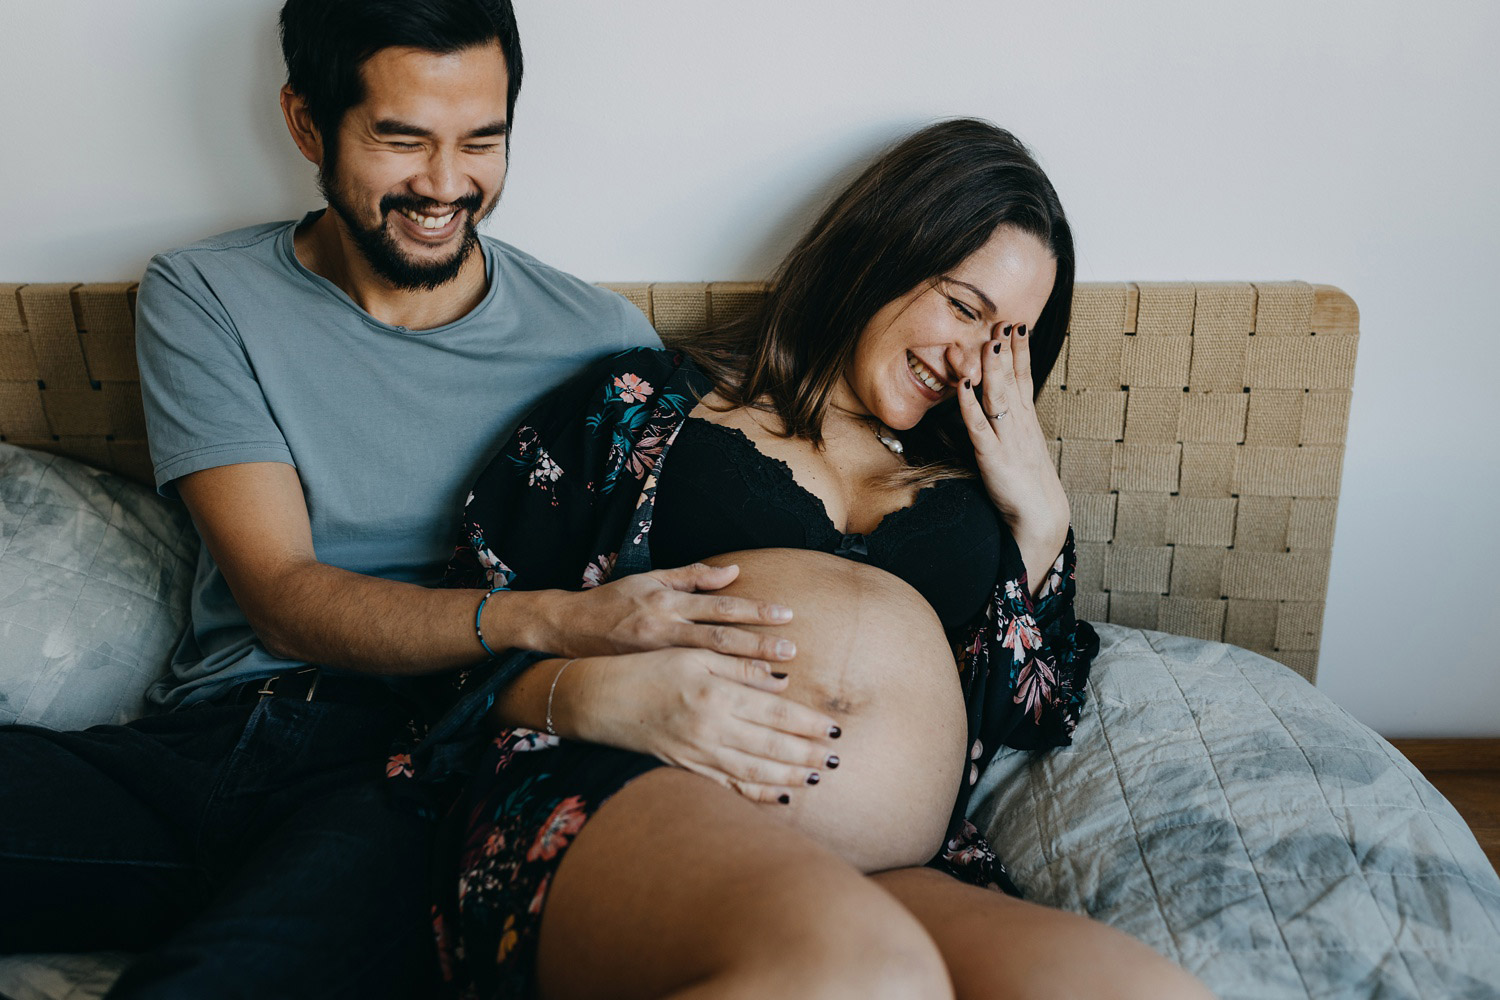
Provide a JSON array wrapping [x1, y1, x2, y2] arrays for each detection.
[[872, 867, 1216, 1000], [536, 768, 954, 1000]]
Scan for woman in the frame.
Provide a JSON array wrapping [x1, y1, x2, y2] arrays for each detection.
[[400, 120, 1214, 999]]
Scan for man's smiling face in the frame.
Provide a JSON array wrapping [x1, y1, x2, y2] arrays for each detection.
[[318, 43, 511, 291]]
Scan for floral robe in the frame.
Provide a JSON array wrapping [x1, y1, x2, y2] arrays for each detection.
[[392, 346, 1098, 994]]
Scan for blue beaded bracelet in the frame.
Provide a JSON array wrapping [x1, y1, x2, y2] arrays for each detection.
[[474, 586, 507, 658]]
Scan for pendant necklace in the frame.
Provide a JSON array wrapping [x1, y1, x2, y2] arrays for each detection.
[[873, 424, 905, 456]]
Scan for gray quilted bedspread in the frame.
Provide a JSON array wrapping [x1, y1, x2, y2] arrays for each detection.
[[3, 625, 1497, 999], [971, 624, 1500, 999]]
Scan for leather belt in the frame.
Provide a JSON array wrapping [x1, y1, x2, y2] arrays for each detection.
[[228, 666, 398, 707]]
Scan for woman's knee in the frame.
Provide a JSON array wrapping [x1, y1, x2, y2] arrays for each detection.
[[1012, 908, 1215, 1000], [874, 867, 1210, 1000], [729, 885, 953, 1000]]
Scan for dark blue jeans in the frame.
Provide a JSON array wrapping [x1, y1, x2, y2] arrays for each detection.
[[0, 687, 434, 999]]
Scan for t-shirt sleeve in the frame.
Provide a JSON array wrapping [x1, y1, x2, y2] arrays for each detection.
[[135, 253, 294, 498], [612, 290, 663, 352]]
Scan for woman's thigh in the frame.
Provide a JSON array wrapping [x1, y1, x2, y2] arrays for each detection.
[[872, 867, 1216, 1000], [536, 768, 952, 1000]]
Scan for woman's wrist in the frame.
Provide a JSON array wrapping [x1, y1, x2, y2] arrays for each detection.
[[1010, 507, 1069, 555], [551, 656, 605, 742], [1013, 519, 1068, 555]]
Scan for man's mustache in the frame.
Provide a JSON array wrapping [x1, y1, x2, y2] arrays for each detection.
[[379, 192, 485, 217]]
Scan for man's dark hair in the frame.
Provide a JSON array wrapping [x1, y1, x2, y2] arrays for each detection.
[[279, 0, 523, 155]]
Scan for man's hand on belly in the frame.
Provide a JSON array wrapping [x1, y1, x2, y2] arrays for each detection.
[[511, 562, 800, 663]]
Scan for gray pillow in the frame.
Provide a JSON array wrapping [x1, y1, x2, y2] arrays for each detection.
[[0, 952, 131, 1000], [0, 443, 196, 730], [971, 624, 1500, 1000]]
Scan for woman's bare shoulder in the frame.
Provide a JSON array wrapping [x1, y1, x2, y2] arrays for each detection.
[[688, 391, 787, 440]]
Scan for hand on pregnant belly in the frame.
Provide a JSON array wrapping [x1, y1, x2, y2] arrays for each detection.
[[696, 549, 970, 874], [568, 644, 845, 805]]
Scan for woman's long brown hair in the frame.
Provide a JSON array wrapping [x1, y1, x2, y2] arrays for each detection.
[[684, 118, 1074, 486]]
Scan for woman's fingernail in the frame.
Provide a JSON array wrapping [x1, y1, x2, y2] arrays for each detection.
[[992, 342, 1002, 354], [778, 793, 791, 804], [775, 639, 796, 658], [1017, 325, 1028, 337], [828, 725, 842, 739], [770, 606, 793, 622], [963, 378, 971, 389], [825, 755, 840, 769], [771, 671, 788, 680], [1003, 324, 1013, 336], [806, 772, 821, 785]]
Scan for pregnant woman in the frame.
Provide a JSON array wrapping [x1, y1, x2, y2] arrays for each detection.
[[399, 120, 1213, 999]]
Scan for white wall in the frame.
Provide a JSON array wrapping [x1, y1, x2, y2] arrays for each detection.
[[2, 0, 1496, 736]]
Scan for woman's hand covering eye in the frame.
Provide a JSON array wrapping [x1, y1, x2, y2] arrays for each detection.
[[955, 324, 1072, 585]]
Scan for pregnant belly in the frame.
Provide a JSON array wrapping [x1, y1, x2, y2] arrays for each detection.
[[699, 548, 967, 873]]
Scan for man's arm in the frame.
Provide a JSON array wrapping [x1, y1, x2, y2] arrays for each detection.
[[177, 461, 533, 673], [178, 461, 796, 676]]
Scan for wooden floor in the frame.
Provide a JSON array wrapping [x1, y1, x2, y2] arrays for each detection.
[[1389, 739, 1500, 875]]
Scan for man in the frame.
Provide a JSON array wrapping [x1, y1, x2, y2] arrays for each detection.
[[0, 1, 793, 996]]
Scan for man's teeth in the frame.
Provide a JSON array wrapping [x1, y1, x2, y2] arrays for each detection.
[[400, 208, 457, 230], [907, 352, 944, 392]]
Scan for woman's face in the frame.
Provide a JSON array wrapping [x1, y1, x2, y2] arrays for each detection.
[[837, 225, 1057, 431]]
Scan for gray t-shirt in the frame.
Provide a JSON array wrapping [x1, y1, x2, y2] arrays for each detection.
[[136, 212, 660, 708]]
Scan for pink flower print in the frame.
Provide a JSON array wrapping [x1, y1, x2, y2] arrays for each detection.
[[528, 873, 552, 915], [1014, 655, 1059, 723], [385, 753, 414, 779], [582, 553, 618, 589], [527, 795, 588, 862], [613, 373, 653, 403], [624, 433, 664, 479], [529, 451, 563, 487], [1001, 614, 1043, 663], [483, 830, 505, 857], [943, 821, 995, 868], [510, 728, 561, 752], [961, 630, 984, 665], [476, 548, 514, 589], [1037, 550, 1067, 599]]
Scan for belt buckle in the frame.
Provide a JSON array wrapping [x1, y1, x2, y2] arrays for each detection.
[[256, 667, 321, 703]]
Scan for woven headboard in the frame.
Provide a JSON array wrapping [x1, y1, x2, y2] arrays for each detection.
[[0, 280, 1357, 683]]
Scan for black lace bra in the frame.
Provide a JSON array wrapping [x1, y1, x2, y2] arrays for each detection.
[[650, 416, 1004, 630]]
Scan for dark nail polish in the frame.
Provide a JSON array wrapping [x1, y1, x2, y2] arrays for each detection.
[[778, 793, 791, 804], [771, 671, 788, 680], [992, 342, 1002, 354], [828, 725, 842, 739], [1002, 324, 1013, 335], [806, 772, 820, 785], [962, 378, 971, 389], [1017, 325, 1028, 337], [825, 755, 840, 769]]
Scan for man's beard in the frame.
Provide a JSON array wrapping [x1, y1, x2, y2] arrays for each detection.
[[320, 174, 494, 292]]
